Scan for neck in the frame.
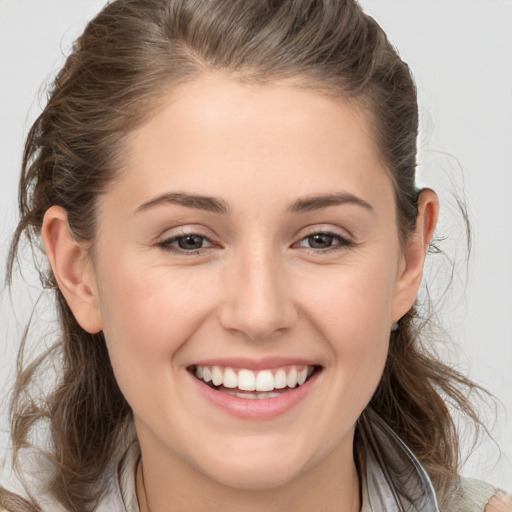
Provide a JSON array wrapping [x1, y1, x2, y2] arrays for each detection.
[[135, 436, 360, 512]]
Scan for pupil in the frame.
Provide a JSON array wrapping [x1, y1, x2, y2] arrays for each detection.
[[178, 235, 203, 250], [309, 234, 333, 249]]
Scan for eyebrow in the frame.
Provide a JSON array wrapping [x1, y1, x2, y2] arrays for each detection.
[[135, 191, 373, 216], [135, 192, 230, 215], [287, 192, 374, 214]]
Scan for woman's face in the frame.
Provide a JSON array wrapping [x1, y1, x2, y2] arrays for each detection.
[[82, 76, 421, 489]]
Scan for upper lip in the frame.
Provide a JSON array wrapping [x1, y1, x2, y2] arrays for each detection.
[[189, 357, 320, 371]]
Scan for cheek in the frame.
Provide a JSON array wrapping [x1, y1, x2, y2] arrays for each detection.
[[98, 258, 205, 338], [301, 256, 398, 341], [298, 258, 395, 402], [94, 259, 218, 396]]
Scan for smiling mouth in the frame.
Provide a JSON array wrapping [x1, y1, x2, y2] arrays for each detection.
[[188, 364, 321, 399]]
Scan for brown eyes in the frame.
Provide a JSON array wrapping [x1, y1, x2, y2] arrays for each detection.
[[158, 234, 213, 252], [158, 230, 352, 255], [176, 234, 211, 250], [306, 233, 337, 249], [295, 231, 352, 252]]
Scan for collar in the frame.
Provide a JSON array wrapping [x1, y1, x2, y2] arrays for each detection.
[[360, 409, 440, 512]]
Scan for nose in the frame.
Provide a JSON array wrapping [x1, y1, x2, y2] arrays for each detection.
[[218, 248, 298, 341]]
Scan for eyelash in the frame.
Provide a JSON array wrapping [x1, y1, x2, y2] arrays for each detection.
[[294, 230, 353, 254], [157, 232, 215, 255], [157, 230, 353, 255]]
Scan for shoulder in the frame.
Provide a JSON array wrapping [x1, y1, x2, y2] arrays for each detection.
[[442, 478, 508, 512]]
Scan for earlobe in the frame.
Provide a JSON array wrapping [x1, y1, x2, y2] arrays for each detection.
[[392, 189, 440, 322], [42, 206, 102, 333]]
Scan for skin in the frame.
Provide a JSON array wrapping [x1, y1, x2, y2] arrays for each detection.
[[486, 493, 512, 512], [42, 75, 439, 512]]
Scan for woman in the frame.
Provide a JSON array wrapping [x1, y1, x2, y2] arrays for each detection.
[[0, 0, 509, 510]]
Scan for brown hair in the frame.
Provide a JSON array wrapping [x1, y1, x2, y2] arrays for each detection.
[[4, 0, 488, 510]]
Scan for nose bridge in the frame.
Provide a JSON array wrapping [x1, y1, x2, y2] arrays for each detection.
[[219, 241, 297, 340]]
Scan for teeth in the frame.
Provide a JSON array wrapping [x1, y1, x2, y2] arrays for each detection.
[[286, 368, 298, 388], [202, 367, 212, 383], [274, 369, 287, 389], [225, 390, 282, 399], [255, 370, 274, 392], [192, 365, 315, 394], [297, 369, 308, 386], [211, 366, 223, 386], [223, 368, 238, 389], [238, 369, 256, 391]]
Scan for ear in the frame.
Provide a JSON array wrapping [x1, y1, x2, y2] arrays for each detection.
[[391, 188, 439, 322], [42, 205, 102, 333]]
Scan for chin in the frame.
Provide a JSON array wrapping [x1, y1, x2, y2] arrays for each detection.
[[202, 458, 308, 491], [191, 437, 316, 491]]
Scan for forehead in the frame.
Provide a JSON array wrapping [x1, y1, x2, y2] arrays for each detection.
[[110, 75, 391, 215]]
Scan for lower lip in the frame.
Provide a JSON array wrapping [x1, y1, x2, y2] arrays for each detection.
[[190, 370, 320, 420]]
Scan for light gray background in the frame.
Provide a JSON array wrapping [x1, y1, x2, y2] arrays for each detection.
[[1, 0, 511, 490]]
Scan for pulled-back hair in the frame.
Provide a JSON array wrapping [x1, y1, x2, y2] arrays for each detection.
[[5, 0, 486, 510]]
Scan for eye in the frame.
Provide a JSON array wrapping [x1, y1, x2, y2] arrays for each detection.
[[296, 231, 352, 251], [158, 233, 213, 253]]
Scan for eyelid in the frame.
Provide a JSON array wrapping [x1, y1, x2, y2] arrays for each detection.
[[156, 229, 219, 255], [154, 223, 219, 244], [294, 220, 355, 238], [154, 224, 355, 255], [292, 227, 355, 253]]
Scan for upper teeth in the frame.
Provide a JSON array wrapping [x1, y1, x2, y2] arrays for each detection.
[[194, 365, 313, 391]]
